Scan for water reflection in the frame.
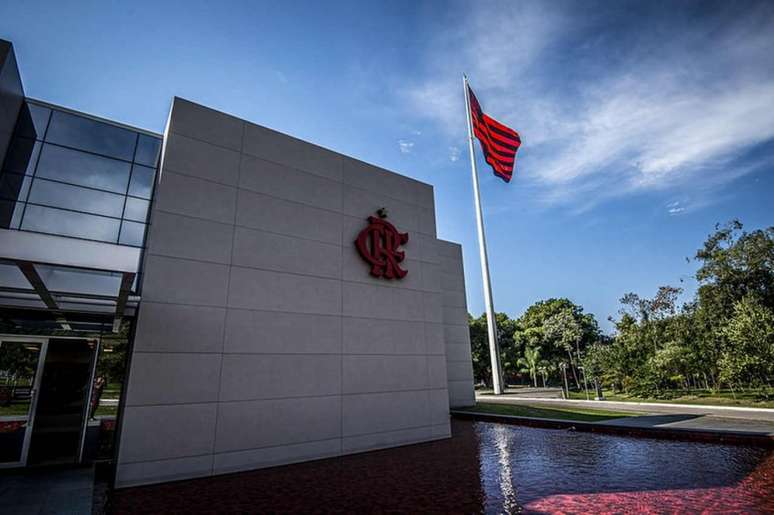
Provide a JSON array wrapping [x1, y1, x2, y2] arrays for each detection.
[[474, 421, 774, 514], [112, 420, 774, 514]]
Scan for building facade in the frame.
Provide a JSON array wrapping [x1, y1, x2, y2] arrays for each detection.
[[0, 39, 475, 487]]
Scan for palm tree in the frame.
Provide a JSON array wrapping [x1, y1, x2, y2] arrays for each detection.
[[537, 361, 552, 388], [517, 347, 541, 387]]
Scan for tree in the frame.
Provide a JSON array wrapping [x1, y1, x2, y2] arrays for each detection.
[[720, 294, 774, 392], [512, 298, 600, 388], [468, 312, 517, 387], [517, 347, 541, 387]]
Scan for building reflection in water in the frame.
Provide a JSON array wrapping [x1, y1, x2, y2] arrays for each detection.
[[111, 420, 774, 514]]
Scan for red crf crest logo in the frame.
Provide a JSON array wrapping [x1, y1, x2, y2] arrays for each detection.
[[355, 212, 409, 280]]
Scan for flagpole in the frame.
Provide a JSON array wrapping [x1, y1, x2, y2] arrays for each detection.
[[463, 74, 505, 395]]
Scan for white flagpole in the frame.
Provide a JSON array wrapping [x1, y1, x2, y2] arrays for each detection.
[[463, 74, 505, 395]]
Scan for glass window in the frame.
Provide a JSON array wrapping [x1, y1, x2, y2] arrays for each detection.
[[0, 172, 33, 202], [36, 265, 122, 297], [15, 103, 51, 140], [128, 164, 155, 199], [45, 110, 137, 161], [0, 262, 31, 289], [134, 135, 161, 167], [123, 197, 149, 222], [28, 178, 125, 218], [21, 204, 120, 243], [0, 199, 24, 229], [2, 138, 41, 175], [36, 144, 131, 194], [118, 221, 146, 246]]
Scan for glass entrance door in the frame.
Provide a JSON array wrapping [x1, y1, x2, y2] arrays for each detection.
[[0, 338, 47, 467]]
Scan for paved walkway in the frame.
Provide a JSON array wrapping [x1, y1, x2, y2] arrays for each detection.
[[0, 466, 94, 515], [476, 393, 774, 436]]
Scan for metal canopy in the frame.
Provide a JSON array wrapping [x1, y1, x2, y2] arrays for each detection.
[[0, 260, 137, 333]]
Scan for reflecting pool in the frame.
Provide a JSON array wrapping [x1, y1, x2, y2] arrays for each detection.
[[111, 420, 774, 514]]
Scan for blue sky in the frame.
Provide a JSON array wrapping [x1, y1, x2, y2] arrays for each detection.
[[2, 0, 772, 331]]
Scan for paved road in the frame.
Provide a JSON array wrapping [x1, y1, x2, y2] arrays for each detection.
[[476, 392, 774, 436]]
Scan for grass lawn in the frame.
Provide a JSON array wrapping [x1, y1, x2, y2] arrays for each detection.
[[457, 402, 635, 422], [0, 403, 30, 416], [95, 404, 117, 416], [567, 389, 774, 409]]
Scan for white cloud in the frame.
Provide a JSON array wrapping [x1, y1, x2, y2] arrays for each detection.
[[449, 146, 460, 162], [404, 2, 774, 211], [667, 201, 686, 215], [398, 139, 414, 154]]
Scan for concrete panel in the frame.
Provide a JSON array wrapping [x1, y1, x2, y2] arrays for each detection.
[[341, 246, 423, 291], [427, 355, 449, 389], [170, 97, 244, 152], [342, 426, 435, 454], [213, 438, 341, 475], [236, 189, 341, 245], [224, 310, 340, 354], [342, 317, 425, 355], [227, 266, 341, 315], [214, 396, 341, 453], [419, 207, 437, 237], [423, 292, 444, 323], [432, 423, 452, 438], [415, 233, 442, 264], [142, 255, 230, 307], [441, 255, 464, 276], [134, 302, 226, 353], [341, 185, 420, 233], [442, 289, 467, 309], [219, 354, 341, 401], [342, 390, 430, 436], [424, 323, 445, 355], [342, 282, 424, 321], [446, 342, 473, 363], [437, 240, 463, 259], [341, 158, 429, 207], [163, 132, 240, 186], [444, 324, 470, 345], [421, 262, 442, 292], [239, 154, 342, 212], [443, 306, 469, 326], [232, 226, 340, 279], [243, 122, 342, 181], [154, 170, 237, 224], [343, 355, 427, 394], [441, 271, 466, 293], [125, 353, 221, 406], [448, 380, 476, 407], [146, 211, 234, 264], [429, 389, 451, 425], [116, 455, 213, 488], [119, 403, 217, 463], [447, 360, 475, 382]]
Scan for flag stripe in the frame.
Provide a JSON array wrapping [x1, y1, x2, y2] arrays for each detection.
[[467, 85, 520, 183], [473, 128, 515, 165], [473, 121, 518, 157]]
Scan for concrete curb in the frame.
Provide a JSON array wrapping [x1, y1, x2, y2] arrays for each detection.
[[475, 395, 774, 413], [451, 410, 774, 447]]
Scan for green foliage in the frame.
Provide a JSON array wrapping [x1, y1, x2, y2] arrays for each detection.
[[468, 220, 774, 397]]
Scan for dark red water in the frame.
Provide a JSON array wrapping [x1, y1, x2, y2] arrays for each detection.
[[111, 420, 774, 514]]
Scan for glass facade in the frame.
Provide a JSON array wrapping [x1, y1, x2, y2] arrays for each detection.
[[0, 101, 161, 247]]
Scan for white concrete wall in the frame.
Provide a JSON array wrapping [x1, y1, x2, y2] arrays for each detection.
[[116, 98, 473, 487], [438, 241, 476, 408]]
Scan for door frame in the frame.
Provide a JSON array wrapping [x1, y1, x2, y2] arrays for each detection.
[[0, 335, 49, 469], [0, 334, 100, 468]]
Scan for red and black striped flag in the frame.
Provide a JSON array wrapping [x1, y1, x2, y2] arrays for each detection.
[[468, 85, 521, 182]]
